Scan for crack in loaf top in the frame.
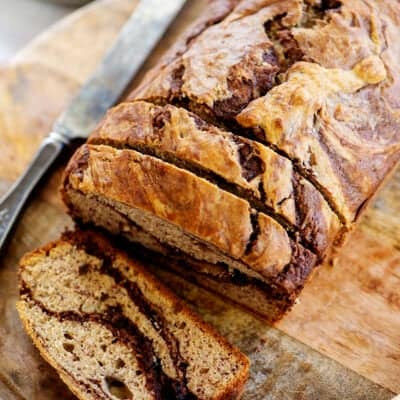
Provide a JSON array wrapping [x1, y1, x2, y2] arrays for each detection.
[[131, 0, 400, 228]]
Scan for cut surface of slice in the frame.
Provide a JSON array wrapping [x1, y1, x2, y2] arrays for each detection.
[[18, 229, 249, 400]]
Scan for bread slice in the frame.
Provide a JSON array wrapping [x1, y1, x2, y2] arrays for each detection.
[[17, 229, 249, 400]]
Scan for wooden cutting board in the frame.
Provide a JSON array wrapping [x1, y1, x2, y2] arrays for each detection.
[[0, 1, 399, 399]]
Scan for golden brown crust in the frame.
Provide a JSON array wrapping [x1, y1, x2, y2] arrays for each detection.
[[131, 2, 282, 120], [133, 0, 242, 95], [292, 0, 385, 69], [242, 213, 291, 275], [64, 144, 308, 278], [89, 100, 341, 257], [65, 144, 252, 260], [237, 56, 399, 224], [18, 229, 250, 400], [90, 101, 297, 223], [133, 0, 400, 227], [90, 102, 276, 208]]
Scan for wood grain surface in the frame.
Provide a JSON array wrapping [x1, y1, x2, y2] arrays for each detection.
[[0, 0, 398, 399]]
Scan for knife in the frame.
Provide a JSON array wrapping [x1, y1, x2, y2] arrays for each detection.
[[0, 0, 186, 252]]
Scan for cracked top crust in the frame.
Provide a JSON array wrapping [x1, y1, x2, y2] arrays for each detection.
[[63, 0, 400, 293], [237, 56, 397, 223], [132, 0, 400, 226], [132, 1, 285, 121]]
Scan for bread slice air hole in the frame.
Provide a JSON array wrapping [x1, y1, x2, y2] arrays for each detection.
[[64, 332, 73, 340], [104, 376, 133, 399], [63, 342, 74, 353], [177, 321, 186, 329]]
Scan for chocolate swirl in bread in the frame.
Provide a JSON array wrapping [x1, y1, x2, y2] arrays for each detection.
[[18, 230, 249, 400]]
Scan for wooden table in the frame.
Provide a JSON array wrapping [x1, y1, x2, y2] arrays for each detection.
[[0, 1, 399, 399]]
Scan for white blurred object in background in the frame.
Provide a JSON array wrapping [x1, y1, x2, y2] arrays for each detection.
[[42, 0, 91, 4], [0, 0, 78, 62]]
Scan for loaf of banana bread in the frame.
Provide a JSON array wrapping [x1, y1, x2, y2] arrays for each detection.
[[62, 0, 400, 322]]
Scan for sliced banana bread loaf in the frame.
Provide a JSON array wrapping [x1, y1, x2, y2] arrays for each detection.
[[62, 0, 400, 322], [17, 229, 249, 400]]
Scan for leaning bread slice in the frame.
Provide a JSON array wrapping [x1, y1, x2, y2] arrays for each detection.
[[17, 229, 249, 400]]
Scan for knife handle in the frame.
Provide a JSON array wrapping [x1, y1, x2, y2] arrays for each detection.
[[0, 131, 68, 253]]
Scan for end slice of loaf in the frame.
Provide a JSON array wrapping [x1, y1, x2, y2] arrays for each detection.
[[17, 229, 249, 400]]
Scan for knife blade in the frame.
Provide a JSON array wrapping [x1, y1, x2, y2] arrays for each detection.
[[55, 0, 186, 139], [0, 0, 187, 252]]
